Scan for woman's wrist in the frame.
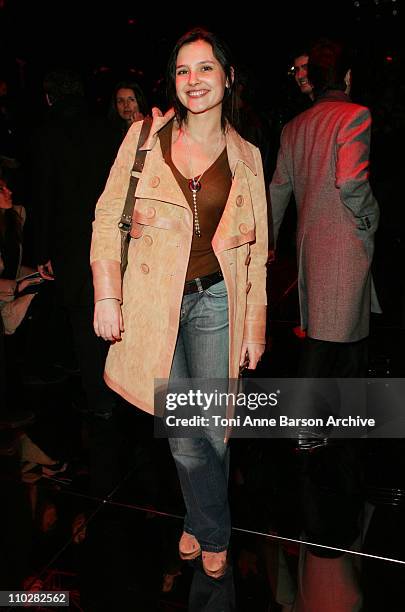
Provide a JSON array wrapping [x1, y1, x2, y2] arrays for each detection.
[[95, 297, 121, 303]]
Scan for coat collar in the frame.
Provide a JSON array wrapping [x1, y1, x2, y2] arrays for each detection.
[[140, 108, 257, 177], [314, 90, 352, 105], [225, 125, 257, 176]]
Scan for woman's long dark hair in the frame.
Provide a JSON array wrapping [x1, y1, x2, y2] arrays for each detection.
[[166, 28, 240, 131]]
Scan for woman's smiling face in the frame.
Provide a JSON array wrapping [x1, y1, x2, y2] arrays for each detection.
[[175, 39, 228, 116]]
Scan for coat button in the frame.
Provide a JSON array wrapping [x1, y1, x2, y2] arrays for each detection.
[[143, 235, 153, 246], [150, 176, 160, 188], [246, 281, 252, 294], [236, 195, 244, 207], [245, 254, 251, 266], [141, 264, 150, 274], [146, 207, 156, 218], [239, 223, 249, 235]]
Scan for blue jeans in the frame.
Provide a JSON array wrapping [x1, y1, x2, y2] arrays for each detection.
[[168, 279, 230, 552]]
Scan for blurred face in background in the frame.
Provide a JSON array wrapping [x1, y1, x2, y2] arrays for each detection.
[[293, 54, 314, 97], [115, 88, 143, 125], [0, 180, 12, 209]]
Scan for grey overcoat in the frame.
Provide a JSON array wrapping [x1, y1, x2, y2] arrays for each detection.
[[270, 91, 380, 343]]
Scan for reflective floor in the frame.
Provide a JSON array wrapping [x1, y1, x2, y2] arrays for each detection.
[[1, 308, 405, 611]]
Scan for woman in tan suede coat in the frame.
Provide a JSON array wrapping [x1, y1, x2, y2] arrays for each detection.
[[91, 28, 267, 579]]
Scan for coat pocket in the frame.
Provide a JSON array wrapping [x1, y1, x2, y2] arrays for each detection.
[[130, 207, 182, 235], [213, 227, 256, 252]]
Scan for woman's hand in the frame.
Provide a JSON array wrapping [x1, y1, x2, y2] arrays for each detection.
[[239, 342, 266, 371], [94, 299, 124, 342], [17, 277, 43, 294], [151, 106, 176, 121], [38, 260, 55, 280], [129, 111, 144, 125]]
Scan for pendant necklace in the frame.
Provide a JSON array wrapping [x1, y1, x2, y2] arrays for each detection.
[[182, 129, 223, 238]]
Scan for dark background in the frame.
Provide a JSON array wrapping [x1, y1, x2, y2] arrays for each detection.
[[0, 0, 404, 114]]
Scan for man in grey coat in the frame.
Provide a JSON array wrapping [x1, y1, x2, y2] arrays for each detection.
[[270, 40, 380, 611], [270, 40, 380, 376]]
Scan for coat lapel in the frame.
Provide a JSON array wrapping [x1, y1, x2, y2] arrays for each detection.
[[212, 127, 258, 252], [135, 110, 190, 210], [225, 125, 257, 177], [136, 141, 191, 210], [136, 112, 258, 219]]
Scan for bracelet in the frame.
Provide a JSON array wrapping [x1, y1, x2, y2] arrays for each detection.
[[96, 297, 121, 303]]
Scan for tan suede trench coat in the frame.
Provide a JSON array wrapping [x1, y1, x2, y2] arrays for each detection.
[[91, 111, 268, 414]]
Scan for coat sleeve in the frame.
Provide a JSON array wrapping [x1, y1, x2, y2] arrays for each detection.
[[269, 127, 293, 247], [244, 146, 268, 345], [335, 107, 379, 242], [90, 121, 143, 302]]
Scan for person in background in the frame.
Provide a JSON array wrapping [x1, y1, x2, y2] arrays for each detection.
[[0, 174, 43, 344], [108, 79, 149, 142], [270, 38, 380, 611], [0, 173, 39, 422], [32, 68, 118, 421], [31, 68, 136, 608], [0, 173, 64, 472], [291, 50, 314, 101], [91, 27, 268, 584], [271, 39, 380, 369]]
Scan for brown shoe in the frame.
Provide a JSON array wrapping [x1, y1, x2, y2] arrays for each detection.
[[202, 550, 227, 578], [179, 531, 201, 560]]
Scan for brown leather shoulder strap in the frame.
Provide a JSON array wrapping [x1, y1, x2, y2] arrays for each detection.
[[119, 116, 153, 233]]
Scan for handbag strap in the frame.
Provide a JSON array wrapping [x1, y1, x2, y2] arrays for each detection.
[[118, 116, 153, 235]]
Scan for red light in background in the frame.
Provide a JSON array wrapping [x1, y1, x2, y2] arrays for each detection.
[[385, 56, 393, 62]]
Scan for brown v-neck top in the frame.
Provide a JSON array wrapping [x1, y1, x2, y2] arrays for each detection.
[[159, 120, 232, 281]]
